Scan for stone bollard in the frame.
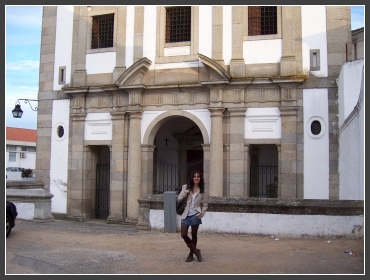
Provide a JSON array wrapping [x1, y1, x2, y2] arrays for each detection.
[[163, 191, 177, 233]]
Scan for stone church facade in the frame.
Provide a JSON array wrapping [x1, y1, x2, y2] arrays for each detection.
[[34, 6, 363, 236]]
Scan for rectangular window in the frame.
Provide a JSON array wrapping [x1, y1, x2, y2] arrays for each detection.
[[165, 6, 191, 43], [248, 6, 277, 36], [9, 152, 16, 162], [21, 146, 27, 152], [59, 66, 66, 85], [91, 13, 114, 49], [28, 146, 36, 152], [310, 49, 320, 71]]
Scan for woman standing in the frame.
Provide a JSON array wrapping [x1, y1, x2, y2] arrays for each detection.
[[177, 170, 208, 262]]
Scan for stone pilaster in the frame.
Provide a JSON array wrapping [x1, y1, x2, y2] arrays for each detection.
[[72, 6, 88, 86], [208, 108, 225, 197], [67, 91, 87, 221], [113, 6, 127, 82], [230, 6, 245, 78], [280, 6, 302, 76], [134, 6, 144, 63], [126, 110, 142, 221], [66, 116, 87, 222], [326, 6, 352, 77], [227, 108, 247, 196], [279, 107, 298, 198], [107, 111, 126, 223], [141, 145, 156, 195], [212, 6, 224, 68], [36, 7, 57, 191]]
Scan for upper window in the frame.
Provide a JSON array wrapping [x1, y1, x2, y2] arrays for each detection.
[[91, 13, 114, 49], [6, 145, 16, 151], [8, 153, 16, 162], [165, 6, 191, 43], [248, 6, 277, 36]]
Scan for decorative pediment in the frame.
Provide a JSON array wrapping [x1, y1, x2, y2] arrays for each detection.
[[116, 57, 152, 86], [198, 53, 230, 83]]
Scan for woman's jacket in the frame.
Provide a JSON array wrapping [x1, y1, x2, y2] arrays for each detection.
[[177, 184, 208, 220]]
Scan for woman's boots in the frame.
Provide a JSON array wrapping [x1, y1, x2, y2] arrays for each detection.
[[186, 242, 202, 262], [185, 250, 194, 262]]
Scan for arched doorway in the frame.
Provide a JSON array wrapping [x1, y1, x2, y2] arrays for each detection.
[[153, 117, 204, 193], [141, 110, 210, 196]]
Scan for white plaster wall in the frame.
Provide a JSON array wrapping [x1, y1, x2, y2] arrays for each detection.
[[303, 89, 329, 199], [301, 6, 328, 77], [243, 39, 282, 64], [149, 210, 363, 238], [18, 154, 36, 170], [245, 107, 281, 139], [50, 99, 70, 213], [337, 59, 364, 127], [13, 202, 34, 220], [125, 5, 135, 69], [86, 52, 116, 74], [339, 67, 364, 200], [199, 6, 212, 58], [6, 172, 23, 181], [84, 113, 112, 141], [53, 6, 74, 90], [154, 61, 202, 70], [143, 5, 157, 69], [185, 109, 211, 140], [223, 6, 232, 65], [141, 111, 166, 144], [164, 46, 190, 56]]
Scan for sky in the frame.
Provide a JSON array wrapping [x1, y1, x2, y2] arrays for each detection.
[[5, 5, 365, 130]]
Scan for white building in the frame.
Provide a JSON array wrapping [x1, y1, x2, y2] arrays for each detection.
[[6, 127, 37, 181], [10, 6, 362, 238]]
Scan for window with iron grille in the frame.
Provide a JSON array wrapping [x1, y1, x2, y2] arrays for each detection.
[[91, 14, 114, 49], [248, 6, 277, 36], [165, 6, 191, 43]]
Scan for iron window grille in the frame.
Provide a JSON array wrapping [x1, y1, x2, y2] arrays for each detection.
[[248, 6, 277, 36], [165, 6, 191, 43], [91, 14, 114, 49]]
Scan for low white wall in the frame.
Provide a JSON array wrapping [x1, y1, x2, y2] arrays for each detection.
[[13, 202, 35, 220], [149, 210, 363, 238], [6, 172, 22, 181]]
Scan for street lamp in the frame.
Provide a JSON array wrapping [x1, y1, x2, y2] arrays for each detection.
[[12, 99, 38, 118]]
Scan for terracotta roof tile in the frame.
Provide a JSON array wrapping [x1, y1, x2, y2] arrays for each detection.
[[6, 127, 37, 143]]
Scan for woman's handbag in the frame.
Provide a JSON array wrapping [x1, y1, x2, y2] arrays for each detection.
[[176, 196, 187, 215]]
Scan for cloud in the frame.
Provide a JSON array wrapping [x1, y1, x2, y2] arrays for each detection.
[[6, 60, 40, 72]]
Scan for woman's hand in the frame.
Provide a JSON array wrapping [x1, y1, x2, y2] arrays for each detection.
[[185, 189, 190, 195]]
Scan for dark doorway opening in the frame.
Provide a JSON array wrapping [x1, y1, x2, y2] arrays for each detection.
[[95, 146, 110, 219]]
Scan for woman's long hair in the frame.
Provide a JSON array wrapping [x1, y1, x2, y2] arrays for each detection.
[[187, 170, 205, 193]]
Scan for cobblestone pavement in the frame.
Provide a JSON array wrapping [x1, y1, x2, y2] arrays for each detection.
[[6, 219, 364, 275]]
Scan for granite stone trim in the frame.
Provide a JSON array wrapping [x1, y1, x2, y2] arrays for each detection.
[[138, 194, 363, 217]]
